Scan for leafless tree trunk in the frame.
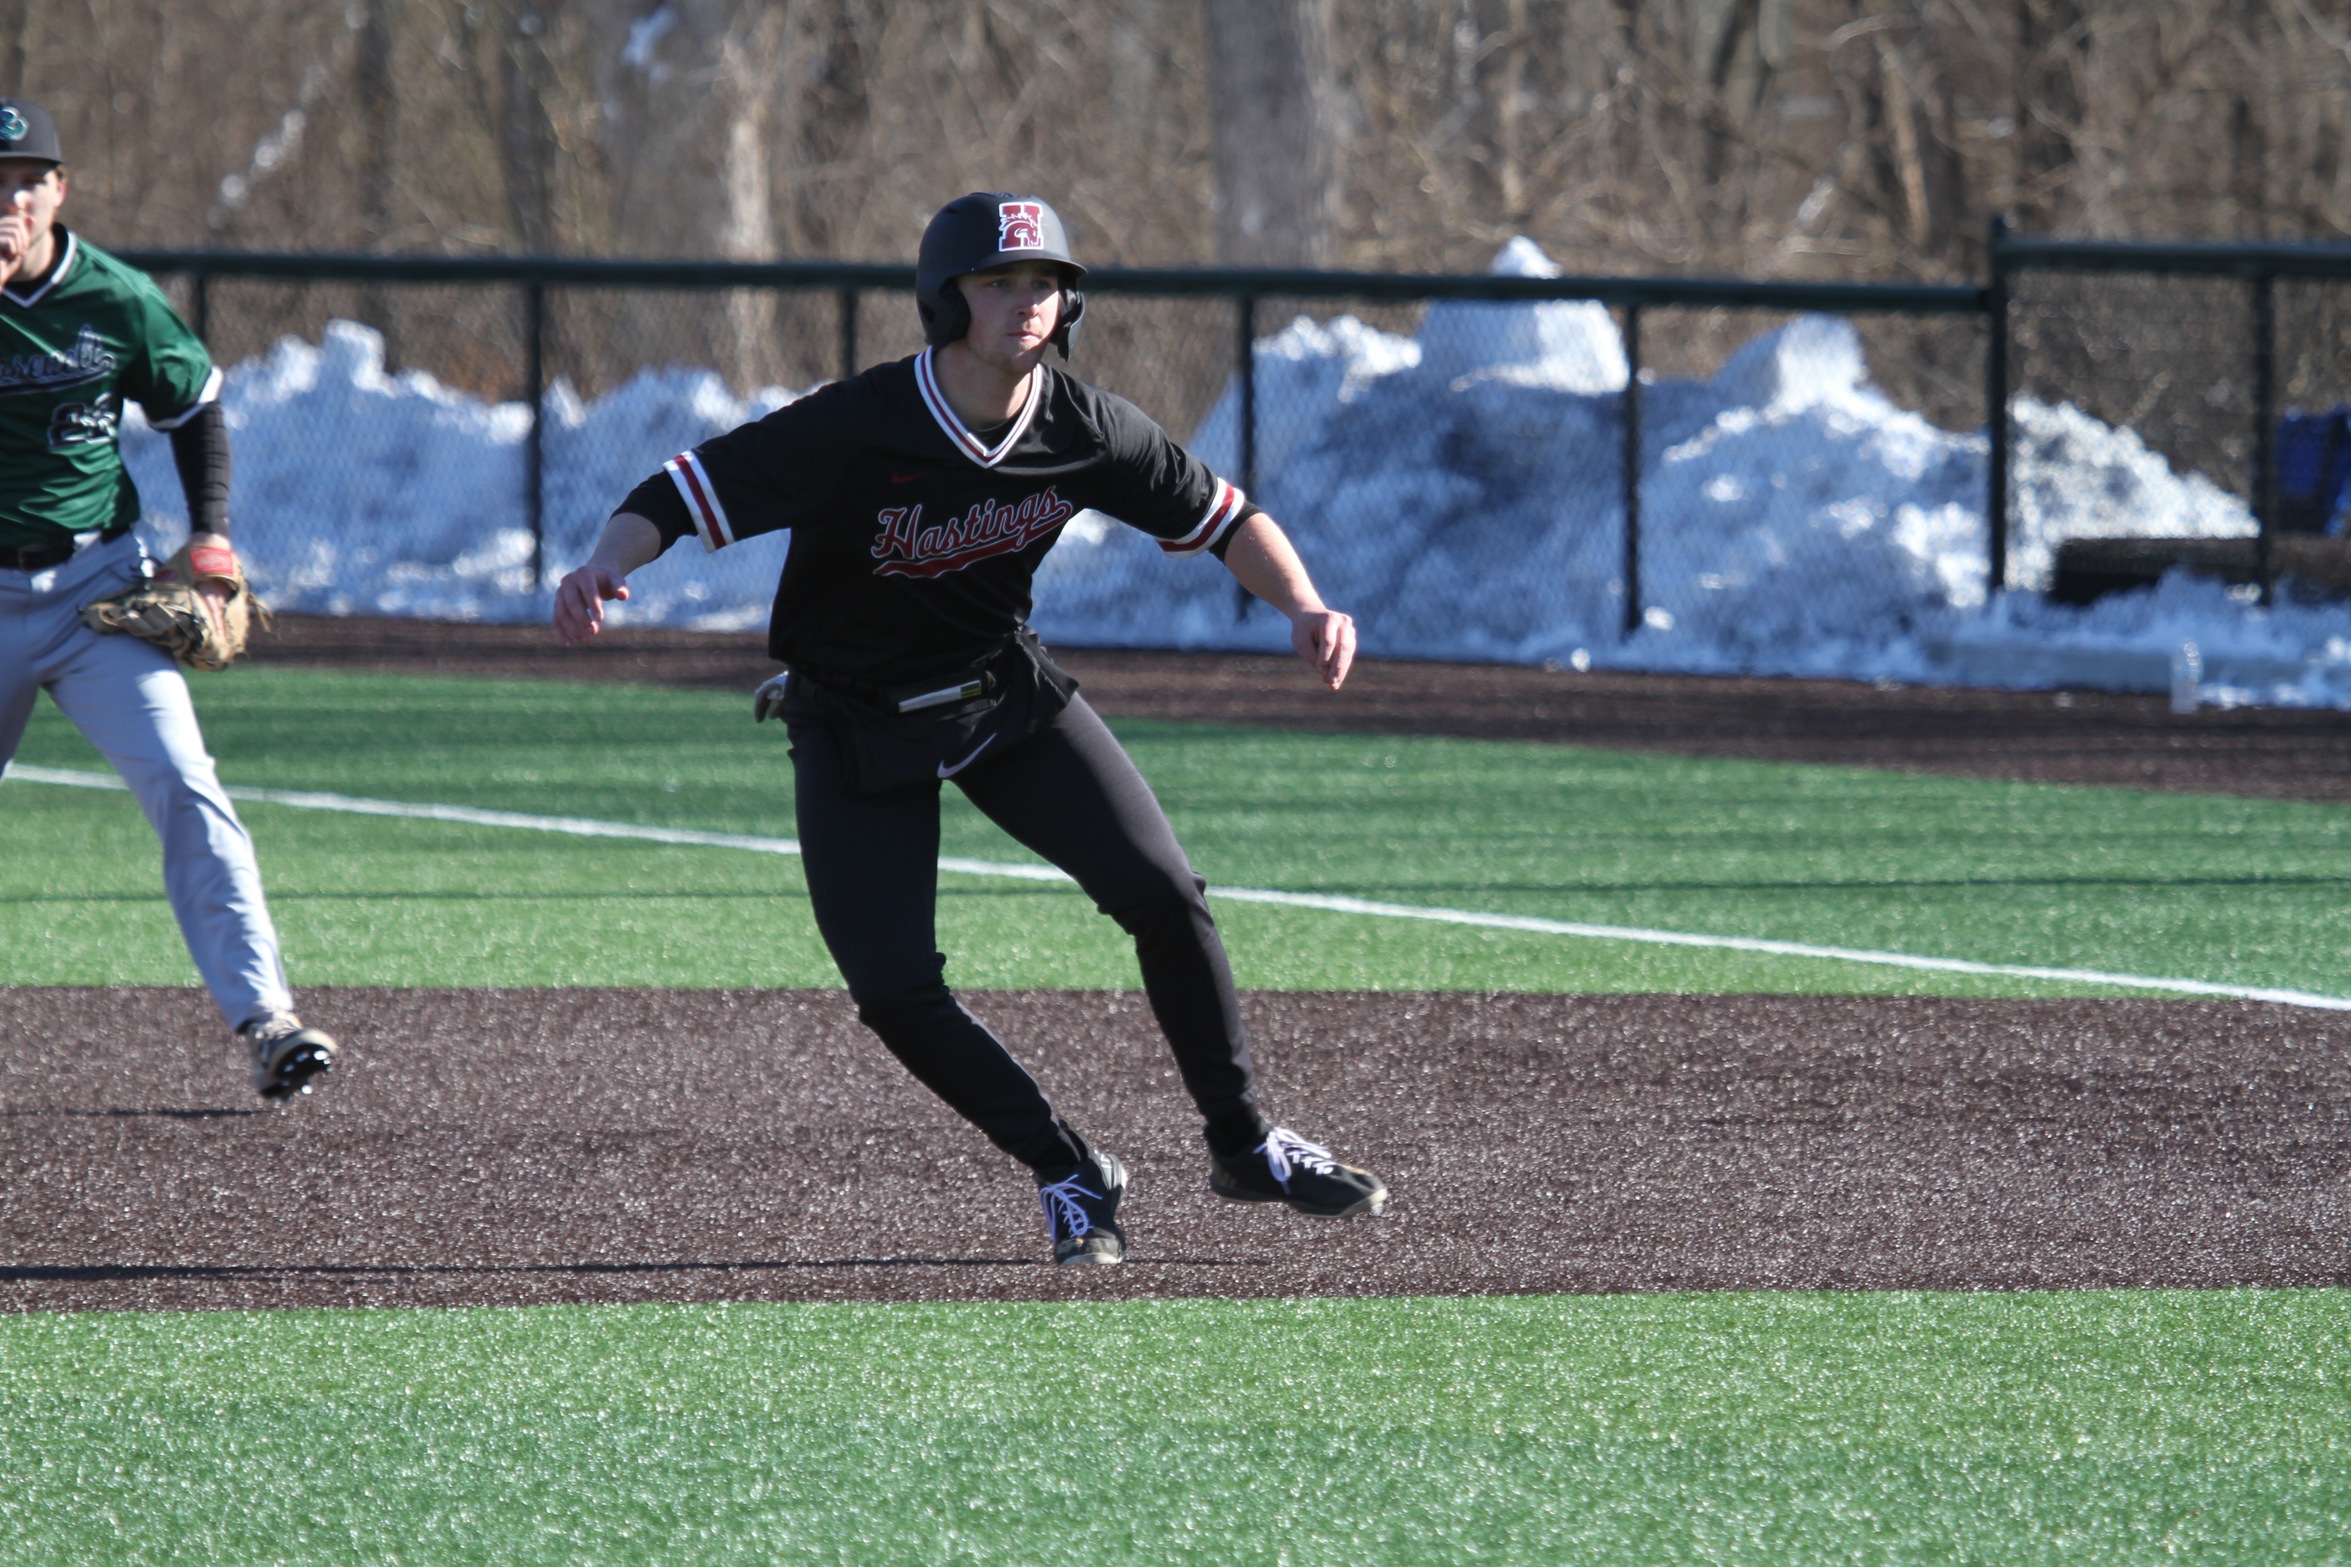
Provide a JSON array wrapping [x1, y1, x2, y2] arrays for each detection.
[[1202, 0, 1340, 266], [2014, 0, 2085, 229], [26, 0, 2351, 418], [1471, 0, 1530, 220], [591, 0, 800, 385], [355, 0, 399, 362], [593, 1, 793, 259], [2230, 91, 2266, 239], [495, 6, 559, 253], [356, 0, 397, 244], [1693, 0, 1777, 191], [0, 0, 34, 93]]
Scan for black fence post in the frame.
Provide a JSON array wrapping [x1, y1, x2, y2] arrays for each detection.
[[838, 286, 859, 382], [1986, 215, 2010, 598], [191, 271, 210, 347], [1620, 303, 1643, 638], [524, 280, 545, 595], [2252, 270, 2277, 605], [1233, 294, 1259, 624], [1238, 294, 1259, 497]]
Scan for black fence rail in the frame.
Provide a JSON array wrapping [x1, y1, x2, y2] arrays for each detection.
[[102, 233, 2351, 659]]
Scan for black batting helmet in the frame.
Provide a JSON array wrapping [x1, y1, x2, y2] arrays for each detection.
[[916, 192, 1087, 357]]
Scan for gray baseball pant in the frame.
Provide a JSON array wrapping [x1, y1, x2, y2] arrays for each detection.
[[0, 531, 293, 1030]]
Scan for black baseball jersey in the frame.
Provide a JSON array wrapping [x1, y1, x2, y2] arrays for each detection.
[[631, 349, 1257, 684]]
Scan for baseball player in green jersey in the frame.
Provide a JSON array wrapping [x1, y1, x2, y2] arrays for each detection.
[[0, 99, 336, 1099]]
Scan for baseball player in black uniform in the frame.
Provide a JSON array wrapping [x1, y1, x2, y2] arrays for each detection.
[[554, 193, 1385, 1265]]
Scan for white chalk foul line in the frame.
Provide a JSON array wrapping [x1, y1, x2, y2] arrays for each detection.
[[10, 763, 809, 857], [13, 762, 2348, 1011]]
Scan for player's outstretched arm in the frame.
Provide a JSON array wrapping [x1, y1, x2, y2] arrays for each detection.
[[553, 512, 665, 645], [1220, 513, 1356, 691]]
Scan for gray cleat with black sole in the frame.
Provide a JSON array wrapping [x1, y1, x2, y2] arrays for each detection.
[[242, 1014, 339, 1102]]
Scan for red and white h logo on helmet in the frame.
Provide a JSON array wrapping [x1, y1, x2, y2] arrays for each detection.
[[997, 202, 1046, 252]]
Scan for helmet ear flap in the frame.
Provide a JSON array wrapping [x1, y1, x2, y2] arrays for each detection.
[[1052, 286, 1085, 358], [920, 276, 973, 348]]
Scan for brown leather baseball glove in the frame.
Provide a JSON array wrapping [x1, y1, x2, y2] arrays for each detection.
[[80, 542, 270, 672]]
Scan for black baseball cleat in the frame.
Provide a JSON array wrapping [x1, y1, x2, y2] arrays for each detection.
[[1210, 1127, 1388, 1218], [1037, 1150, 1127, 1266], [241, 1014, 339, 1101]]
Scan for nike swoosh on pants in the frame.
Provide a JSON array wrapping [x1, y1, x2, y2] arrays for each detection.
[[937, 733, 996, 778]]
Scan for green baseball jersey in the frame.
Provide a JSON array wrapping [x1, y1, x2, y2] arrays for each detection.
[[0, 228, 217, 550]]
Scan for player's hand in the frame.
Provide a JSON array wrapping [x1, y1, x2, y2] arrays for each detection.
[[752, 671, 791, 722], [193, 579, 231, 638], [186, 533, 237, 641], [0, 208, 31, 288], [1291, 606, 1356, 691], [553, 562, 630, 645]]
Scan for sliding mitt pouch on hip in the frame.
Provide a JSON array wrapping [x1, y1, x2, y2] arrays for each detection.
[[770, 626, 1078, 795]]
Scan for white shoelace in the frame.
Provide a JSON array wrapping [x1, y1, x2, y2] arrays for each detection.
[[1258, 1128, 1340, 1192], [1038, 1173, 1103, 1238]]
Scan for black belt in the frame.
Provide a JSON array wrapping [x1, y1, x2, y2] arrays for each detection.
[[0, 528, 127, 572], [797, 638, 1019, 715]]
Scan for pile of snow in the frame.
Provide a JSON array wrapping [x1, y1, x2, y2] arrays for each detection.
[[120, 243, 2351, 709], [122, 322, 794, 631], [1043, 243, 2334, 707]]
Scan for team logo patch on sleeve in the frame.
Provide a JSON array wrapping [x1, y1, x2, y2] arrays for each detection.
[[998, 202, 1046, 251]]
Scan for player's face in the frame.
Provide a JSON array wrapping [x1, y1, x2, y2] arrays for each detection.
[[957, 260, 1064, 374], [0, 160, 64, 237]]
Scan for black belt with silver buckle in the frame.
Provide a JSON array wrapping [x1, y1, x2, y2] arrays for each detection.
[[0, 528, 126, 572]]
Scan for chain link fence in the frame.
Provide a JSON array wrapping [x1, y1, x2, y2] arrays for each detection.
[[97, 237, 2351, 701], [1994, 234, 2351, 610], [123, 251, 1996, 675]]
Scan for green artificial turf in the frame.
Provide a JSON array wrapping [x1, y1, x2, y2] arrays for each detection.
[[5, 666, 2347, 997], [2, 1289, 2346, 1565]]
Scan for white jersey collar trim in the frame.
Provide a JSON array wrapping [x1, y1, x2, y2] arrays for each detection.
[[3, 230, 78, 308], [915, 347, 1044, 470]]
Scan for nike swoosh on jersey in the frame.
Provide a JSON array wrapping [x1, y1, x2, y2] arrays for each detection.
[[889, 470, 923, 484], [937, 733, 997, 778]]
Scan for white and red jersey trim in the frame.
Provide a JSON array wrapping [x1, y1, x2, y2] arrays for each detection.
[[664, 450, 735, 551], [1157, 478, 1248, 557], [915, 347, 1044, 470]]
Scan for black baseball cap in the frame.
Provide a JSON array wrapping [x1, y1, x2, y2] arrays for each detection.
[[0, 100, 62, 166]]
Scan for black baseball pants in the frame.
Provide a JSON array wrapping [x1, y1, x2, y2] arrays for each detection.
[[789, 693, 1272, 1177]]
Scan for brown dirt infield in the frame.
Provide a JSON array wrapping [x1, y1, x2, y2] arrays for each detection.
[[14, 621, 2346, 1312], [6, 986, 2349, 1313], [249, 612, 2351, 803]]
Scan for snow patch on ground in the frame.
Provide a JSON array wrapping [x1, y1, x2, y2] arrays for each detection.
[[120, 243, 2347, 707]]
